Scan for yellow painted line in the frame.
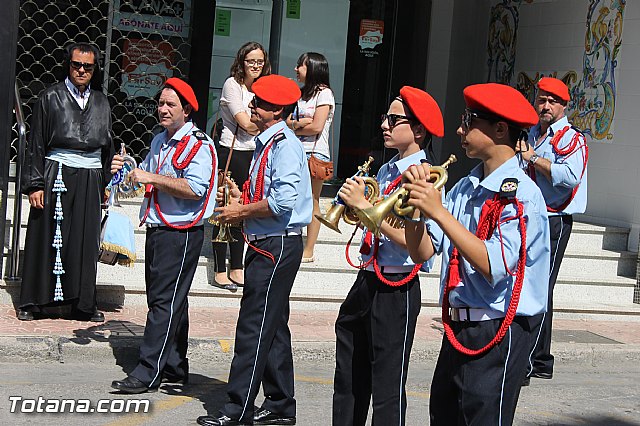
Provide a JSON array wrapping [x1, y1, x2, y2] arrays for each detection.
[[294, 374, 333, 385], [102, 395, 192, 426], [294, 375, 430, 400], [219, 339, 232, 353], [407, 390, 430, 399]]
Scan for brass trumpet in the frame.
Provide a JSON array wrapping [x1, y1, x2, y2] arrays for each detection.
[[316, 156, 378, 233], [210, 171, 238, 243], [355, 155, 457, 237]]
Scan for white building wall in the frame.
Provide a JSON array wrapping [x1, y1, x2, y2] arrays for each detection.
[[428, 0, 640, 251], [512, 0, 640, 251]]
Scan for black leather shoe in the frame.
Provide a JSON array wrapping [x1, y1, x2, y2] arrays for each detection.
[[521, 376, 530, 387], [111, 376, 157, 394], [162, 372, 189, 384], [530, 371, 553, 379], [196, 414, 247, 425], [71, 310, 105, 322], [253, 408, 296, 425], [17, 310, 34, 321]]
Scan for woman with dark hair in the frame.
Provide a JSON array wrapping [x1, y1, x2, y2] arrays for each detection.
[[287, 52, 335, 263], [212, 41, 270, 288]]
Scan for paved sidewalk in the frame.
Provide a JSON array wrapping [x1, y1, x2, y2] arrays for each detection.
[[2, 303, 640, 364]]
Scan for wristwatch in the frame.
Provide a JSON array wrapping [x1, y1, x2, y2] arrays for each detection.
[[529, 154, 540, 166]]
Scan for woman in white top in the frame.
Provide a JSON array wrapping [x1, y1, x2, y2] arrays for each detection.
[[286, 52, 335, 262], [213, 41, 271, 287]]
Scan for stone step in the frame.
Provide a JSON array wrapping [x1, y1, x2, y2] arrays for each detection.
[[92, 254, 637, 298], [7, 218, 635, 279], [5, 193, 633, 253], [4, 191, 638, 315], [2, 276, 639, 317]]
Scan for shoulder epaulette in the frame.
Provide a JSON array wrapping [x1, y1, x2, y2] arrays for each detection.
[[499, 178, 519, 200], [273, 132, 287, 144], [570, 125, 584, 136]]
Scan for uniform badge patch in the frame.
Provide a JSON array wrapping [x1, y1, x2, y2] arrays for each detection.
[[499, 178, 518, 199], [193, 130, 207, 140]]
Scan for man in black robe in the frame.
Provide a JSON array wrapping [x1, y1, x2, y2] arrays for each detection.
[[18, 42, 114, 322]]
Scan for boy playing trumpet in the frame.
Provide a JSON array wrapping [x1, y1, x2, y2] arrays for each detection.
[[332, 87, 443, 426], [402, 83, 550, 425]]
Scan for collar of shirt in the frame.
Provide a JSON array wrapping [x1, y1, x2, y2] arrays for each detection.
[[380, 149, 427, 190], [467, 155, 521, 193], [64, 77, 91, 108], [254, 120, 287, 149], [167, 121, 195, 142], [531, 116, 569, 150]]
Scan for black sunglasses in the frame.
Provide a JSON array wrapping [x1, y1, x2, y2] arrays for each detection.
[[461, 109, 500, 131], [251, 96, 275, 110], [381, 113, 414, 128], [70, 60, 96, 71]]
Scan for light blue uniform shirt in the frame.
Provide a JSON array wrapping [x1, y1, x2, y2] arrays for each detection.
[[427, 156, 550, 316], [360, 149, 435, 271], [528, 116, 588, 215], [139, 121, 218, 226], [243, 121, 313, 235]]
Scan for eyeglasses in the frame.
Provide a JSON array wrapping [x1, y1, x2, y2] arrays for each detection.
[[70, 60, 96, 71], [244, 59, 265, 67], [381, 113, 414, 128], [251, 96, 273, 110], [461, 109, 499, 131]]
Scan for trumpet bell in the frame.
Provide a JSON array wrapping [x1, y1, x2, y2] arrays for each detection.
[[316, 203, 345, 234], [355, 155, 457, 237], [355, 189, 409, 237], [212, 224, 237, 243]]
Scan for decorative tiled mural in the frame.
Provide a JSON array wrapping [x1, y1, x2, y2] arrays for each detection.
[[488, 0, 625, 142]]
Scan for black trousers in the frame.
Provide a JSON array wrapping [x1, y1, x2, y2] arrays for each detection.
[[130, 225, 204, 388], [332, 270, 421, 426], [430, 316, 533, 426], [528, 215, 573, 376], [221, 235, 303, 422], [212, 146, 253, 272]]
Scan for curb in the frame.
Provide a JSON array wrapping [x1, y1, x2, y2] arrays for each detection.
[[2, 335, 640, 366]]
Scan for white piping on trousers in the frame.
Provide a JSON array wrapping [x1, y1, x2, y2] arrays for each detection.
[[398, 284, 410, 426], [528, 218, 564, 374], [240, 236, 285, 419], [150, 231, 189, 387], [498, 326, 512, 426]]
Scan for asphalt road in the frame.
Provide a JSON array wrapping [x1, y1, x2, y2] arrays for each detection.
[[0, 356, 639, 425]]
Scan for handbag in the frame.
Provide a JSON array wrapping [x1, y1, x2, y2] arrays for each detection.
[[308, 119, 334, 181], [308, 153, 334, 180]]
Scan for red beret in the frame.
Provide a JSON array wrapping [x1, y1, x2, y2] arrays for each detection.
[[164, 77, 199, 112], [399, 86, 444, 137], [252, 75, 301, 106], [463, 83, 538, 129], [537, 77, 570, 102]]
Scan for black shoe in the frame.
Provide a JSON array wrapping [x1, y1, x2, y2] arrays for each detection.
[[162, 372, 189, 385], [253, 408, 296, 425], [17, 310, 34, 321], [111, 376, 157, 394], [196, 414, 247, 426], [71, 310, 105, 322], [521, 376, 530, 387], [530, 371, 553, 379]]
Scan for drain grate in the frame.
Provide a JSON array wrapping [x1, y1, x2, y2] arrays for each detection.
[[554, 329, 621, 344]]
